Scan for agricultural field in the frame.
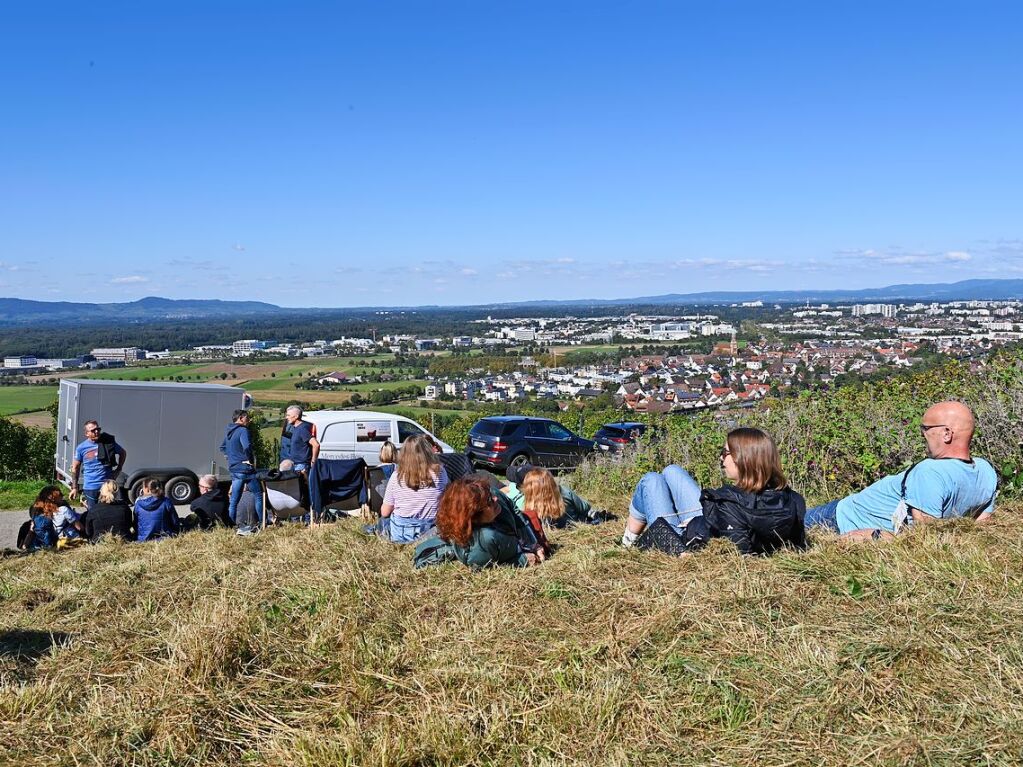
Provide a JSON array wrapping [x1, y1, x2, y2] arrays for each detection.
[[79, 364, 211, 381], [0, 386, 58, 416]]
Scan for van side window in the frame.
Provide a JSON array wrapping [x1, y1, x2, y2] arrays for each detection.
[[398, 421, 425, 443]]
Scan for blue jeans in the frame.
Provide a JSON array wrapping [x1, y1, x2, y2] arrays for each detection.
[[805, 500, 841, 531], [629, 465, 703, 535], [83, 488, 100, 511], [387, 515, 434, 544], [230, 472, 264, 526]]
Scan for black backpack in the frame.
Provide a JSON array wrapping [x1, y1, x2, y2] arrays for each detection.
[[17, 519, 34, 551]]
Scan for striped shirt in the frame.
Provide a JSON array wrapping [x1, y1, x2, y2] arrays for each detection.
[[383, 467, 449, 521]]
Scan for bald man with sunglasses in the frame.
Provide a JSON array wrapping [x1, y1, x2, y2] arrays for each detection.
[[804, 401, 997, 541]]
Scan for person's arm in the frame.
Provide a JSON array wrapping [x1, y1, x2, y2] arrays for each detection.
[[239, 429, 253, 464], [842, 527, 895, 542], [69, 458, 82, 500], [309, 436, 320, 464], [113, 444, 127, 475]]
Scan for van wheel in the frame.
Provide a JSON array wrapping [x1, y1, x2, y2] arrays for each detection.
[[166, 476, 198, 504]]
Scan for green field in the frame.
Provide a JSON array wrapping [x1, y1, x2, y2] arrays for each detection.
[[0, 386, 59, 416], [80, 364, 209, 381], [339, 378, 429, 392]]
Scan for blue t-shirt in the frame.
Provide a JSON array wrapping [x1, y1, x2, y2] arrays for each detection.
[[837, 457, 997, 534], [288, 421, 315, 464], [74, 438, 123, 490]]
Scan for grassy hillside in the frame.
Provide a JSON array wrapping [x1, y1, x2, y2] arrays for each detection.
[[2, 510, 1022, 766]]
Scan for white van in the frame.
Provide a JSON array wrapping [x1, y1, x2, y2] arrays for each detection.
[[302, 410, 454, 467]]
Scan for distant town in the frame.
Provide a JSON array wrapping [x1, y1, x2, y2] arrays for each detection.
[[3, 298, 1021, 415]]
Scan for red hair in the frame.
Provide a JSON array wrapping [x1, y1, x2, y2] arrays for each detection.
[[437, 477, 495, 548]]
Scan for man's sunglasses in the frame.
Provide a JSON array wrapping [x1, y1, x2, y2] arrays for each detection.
[[919, 423, 947, 433]]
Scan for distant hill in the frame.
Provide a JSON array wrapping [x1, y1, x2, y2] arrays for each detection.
[[0, 296, 283, 324], [2, 279, 1023, 324]]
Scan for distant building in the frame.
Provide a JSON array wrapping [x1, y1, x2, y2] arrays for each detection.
[[451, 336, 472, 347], [91, 347, 145, 363], [4, 356, 37, 368], [423, 385, 439, 400], [514, 328, 536, 342], [415, 339, 438, 351], [232, 339, 269, 356]]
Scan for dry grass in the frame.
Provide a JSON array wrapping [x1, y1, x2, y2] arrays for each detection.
[[2, 507, 1022, 766]]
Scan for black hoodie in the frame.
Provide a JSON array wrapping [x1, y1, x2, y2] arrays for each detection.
[[683, 485, 807, 555]]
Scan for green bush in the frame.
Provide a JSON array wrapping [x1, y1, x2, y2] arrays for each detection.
[[0, 416, 56, 481]]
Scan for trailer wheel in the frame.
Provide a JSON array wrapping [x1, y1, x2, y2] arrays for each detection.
[[128, 478, 147, 503], [166, 475, 198, 505]]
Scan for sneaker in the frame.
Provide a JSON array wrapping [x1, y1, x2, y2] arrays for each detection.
[[236, 526, 257, 537]]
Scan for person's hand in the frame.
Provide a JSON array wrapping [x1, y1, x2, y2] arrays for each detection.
[[69, 486, 78, 500], [525, 552, 540, 566]]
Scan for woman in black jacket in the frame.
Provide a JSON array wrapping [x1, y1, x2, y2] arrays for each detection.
[[83, 479, 133, 543], [624, 427, 806, 555]]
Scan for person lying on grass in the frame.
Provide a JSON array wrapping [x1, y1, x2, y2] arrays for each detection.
[[435, 476, 545, 568], [622, 427, 807, 556], [134, 477, 181, 542], [803, 401, 997, 541]]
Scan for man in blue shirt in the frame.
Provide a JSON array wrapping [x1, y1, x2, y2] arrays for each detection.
[[805, 401, 997, 541], [283, 405, 319, 472], [70, 420, 127, 510], [220, 409, 264, 534]]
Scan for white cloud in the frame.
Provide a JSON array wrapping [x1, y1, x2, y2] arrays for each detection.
[[111, 275, 149, 284], [944, 251, 971, 262]]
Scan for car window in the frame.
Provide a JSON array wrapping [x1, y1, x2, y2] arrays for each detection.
[[548, 423, 572, 440], [398, 420, 425, 443], [528, 421, 548, 437], [472, 420, 505, 437], [602, 426, 626, 438]]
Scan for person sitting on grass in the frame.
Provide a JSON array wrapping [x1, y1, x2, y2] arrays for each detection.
[[502, 463, 608, 526], [30, 485, 84, 543], [804, 401, 997, 541], [380, 434, 449, 543], [622, 427, 806, 556], [135, 478, 181, 542], [190, 474, 231, 529], [83, 479, 133, 543], [517, 468, 564, 558], [378, 440, 398, 481], [23, 490, 60, 551], [435, 476, 544, 568]]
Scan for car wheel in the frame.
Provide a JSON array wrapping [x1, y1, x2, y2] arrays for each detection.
[[509, 453, 531, 468], [165, 475, 198, 504]]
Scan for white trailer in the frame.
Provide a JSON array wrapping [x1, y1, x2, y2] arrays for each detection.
[[56, 379, 250, 503]]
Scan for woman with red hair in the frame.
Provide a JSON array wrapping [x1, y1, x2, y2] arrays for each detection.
[[436, 476, 543, 568]]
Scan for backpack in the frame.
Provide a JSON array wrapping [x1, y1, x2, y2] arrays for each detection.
[[17, 520, 34, 551], [413, 534, 457, 569]]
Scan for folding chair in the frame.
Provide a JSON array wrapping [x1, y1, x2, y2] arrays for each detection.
[[260, 470, 308, 529], [308, 458, 370, 524]]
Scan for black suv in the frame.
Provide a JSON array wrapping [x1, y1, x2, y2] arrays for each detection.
[[593, 421, 648, 452], [466, 416, 597, 471]]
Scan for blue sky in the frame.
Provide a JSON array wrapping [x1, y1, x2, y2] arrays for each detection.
[[2, 1, 1021, 307]]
